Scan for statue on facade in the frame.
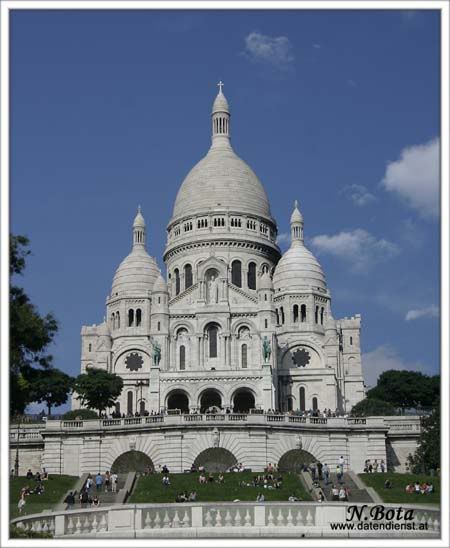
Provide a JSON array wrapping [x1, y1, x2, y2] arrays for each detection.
[[212, 428, 220, 448], [207, 275, 219, 304], [153, 341, 161, 366], [262, 336, 272, 363]]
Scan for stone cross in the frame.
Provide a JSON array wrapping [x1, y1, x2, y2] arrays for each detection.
[[217, 81, 224, 93]]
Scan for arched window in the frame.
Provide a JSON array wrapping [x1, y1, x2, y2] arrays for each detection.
[[293, 304, 299, 323], [136, 309, 142, 327], [315, 306, 319, 324], [241, 344, 248, 368], [180, 345, 186, 370], [127, 391, 133, 416], [247, 262, 256, 290], [287, 397, 293, 412], [117, 311, 120, 328], [115, 401, 120, 416], [312, 397, 318, 411], [350, 336, 353, 345], [174, 269, 180, 295], [139, 400, 146, 415], [299, 387, 306, 411], [301, 304, 307, 323], [88, 343, 92, 352], [264, 319, 268, 329], [280, 306, 285, 324], [184, 264, 193, 289], [157, 321, 161, 331], [208, 325, 218, 358], [231, 260, 242, 287], [111, 313, 115, 329], [276, 309, 280, 325], [320, 307, 324, 325], [128, 309, 134, 327]]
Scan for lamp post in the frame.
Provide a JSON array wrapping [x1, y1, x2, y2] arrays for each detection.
[[14, 415, 22, 477], [135, 380, 149, 415]]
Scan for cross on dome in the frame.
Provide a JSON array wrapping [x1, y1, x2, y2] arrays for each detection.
[[217, 80, 224, 93]]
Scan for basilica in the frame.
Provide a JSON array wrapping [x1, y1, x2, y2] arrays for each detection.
[[73, 85, 366, 417]]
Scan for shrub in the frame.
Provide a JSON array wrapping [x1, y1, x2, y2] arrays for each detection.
[[62, 409, 98, 420]]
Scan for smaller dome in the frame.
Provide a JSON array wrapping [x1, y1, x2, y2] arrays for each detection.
[[111, 247, 160, 296], [273, 244, 327, 292], [212, 88, 229, 114], [153, 272, 168, 293], [290, 200, 303, 223], [133, 206, 145, 228], [258, 271, 273, 290]]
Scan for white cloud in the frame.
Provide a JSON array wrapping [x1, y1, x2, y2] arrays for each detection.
[[243, 32, 294, 69], [341, 184, 376, 206], [405, 305, 439, 321], [381, 138, 439, 219], [362, 345, 424, 388], [276, 232, 290, 245], [310, 228, 399, 272]]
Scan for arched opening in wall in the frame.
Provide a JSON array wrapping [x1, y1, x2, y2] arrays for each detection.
[[231, 260, 242, 287], [206, 323, 219, 358], [280, 307, 285, 324], [136, 309, 142, 327], [139, 400, 146, 415], [111, 313, 115, 329], [111, 451, 154, 474], [299, 387, 306, 411], [293, 304, 299, 323], [241, 344, 248, 368], [179, 345, 186, 370], [232, 388, 255, 413], [127, 391, 133, 416], [167, 390, 190, 413], [247, 262, 256, 290], [320, 307, 324, 325], [287, 397, 293, 412], [184, 264, 193, 290], [301, 304, 307, 322], [199, 389, 222, 413], [312, 397, 318, 411], [315, 306, 319, 324], [174, 269, 180, 295], [278, 449, 317, 474], [193, 448, 238, 473], [116, 311, 120, 328], [276, 309, 280, 325], [115, 401, 121, 416], [128, 309, 134, 327]]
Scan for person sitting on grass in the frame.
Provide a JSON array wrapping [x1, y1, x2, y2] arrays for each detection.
[[188, 491, 197, 502], [208, 473, 214, 483], [91, 495, 100, 507], [331, 485, 339, 501], [414, 482, 421, 494], [217, 473, 224, 484], [162, 465, 169, 474], [190, 464, 197, 473], [35, 483, 45, 495], [318, 491, 325, 503], [26, 469, 34, 480], [256, 493, 265, 502], [405, 483, 414, 494], [198, 465, 205, 474], [288, 494, 299, 502], [162, 475, 170, 486], [338, 487, 347, 502], [426, 483, 434, 494], [384, 479, 392, 489], [199, 473, 207, 485]]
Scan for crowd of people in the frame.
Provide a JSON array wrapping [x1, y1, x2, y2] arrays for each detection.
[[62, 471, 119, 510], [363, 459, 386, 473], [16, 468, 49, 514], [404, 481, 434, 495]]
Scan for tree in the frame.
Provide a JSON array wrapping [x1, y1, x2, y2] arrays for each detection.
[[10, 235, 59, 416], [350, 397, 397, 417], [63, 409, 98, 420], [30, 369, 74, 416], [73, 368, 123, 415], [367, 370, 439, 409], [408, 399, 440, 473]]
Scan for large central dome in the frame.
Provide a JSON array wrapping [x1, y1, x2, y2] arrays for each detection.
[[172, 147, 272, 220], [170, 86, 273, 224]]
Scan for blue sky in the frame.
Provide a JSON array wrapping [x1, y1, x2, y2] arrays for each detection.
[[10, 9, 440, 411]]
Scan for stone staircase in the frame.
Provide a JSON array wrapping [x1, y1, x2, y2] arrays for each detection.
[[312, 471, 374, 503]]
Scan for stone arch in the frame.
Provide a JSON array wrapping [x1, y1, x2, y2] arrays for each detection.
[[231, 387, 256, 413], [193, 448, 238, 473], [111, 450, 154, 474], [232, 318, 257, 335], [278, 449, 317, 473], [166, 389, 190, 413], [171, 319, 195, 335], [113, 346, 151, 371], [198, 387, 223, 413]]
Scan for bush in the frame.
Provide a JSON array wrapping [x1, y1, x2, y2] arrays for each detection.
[[62, 409, 98, 420], [351, 397, 397, 417]]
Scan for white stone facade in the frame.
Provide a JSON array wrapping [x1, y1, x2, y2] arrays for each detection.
[[73, 86, 366, 417]]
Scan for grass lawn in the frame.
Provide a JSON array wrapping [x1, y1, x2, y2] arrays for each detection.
[[10, 475, 78, 519], [130, 471, 312, 503], [359, 473, 440, 505]]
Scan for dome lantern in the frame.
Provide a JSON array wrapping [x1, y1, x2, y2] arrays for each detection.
[[211, 81, 231, 150], [290, 200, 304, 244], [133, 205, 146, 248]]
